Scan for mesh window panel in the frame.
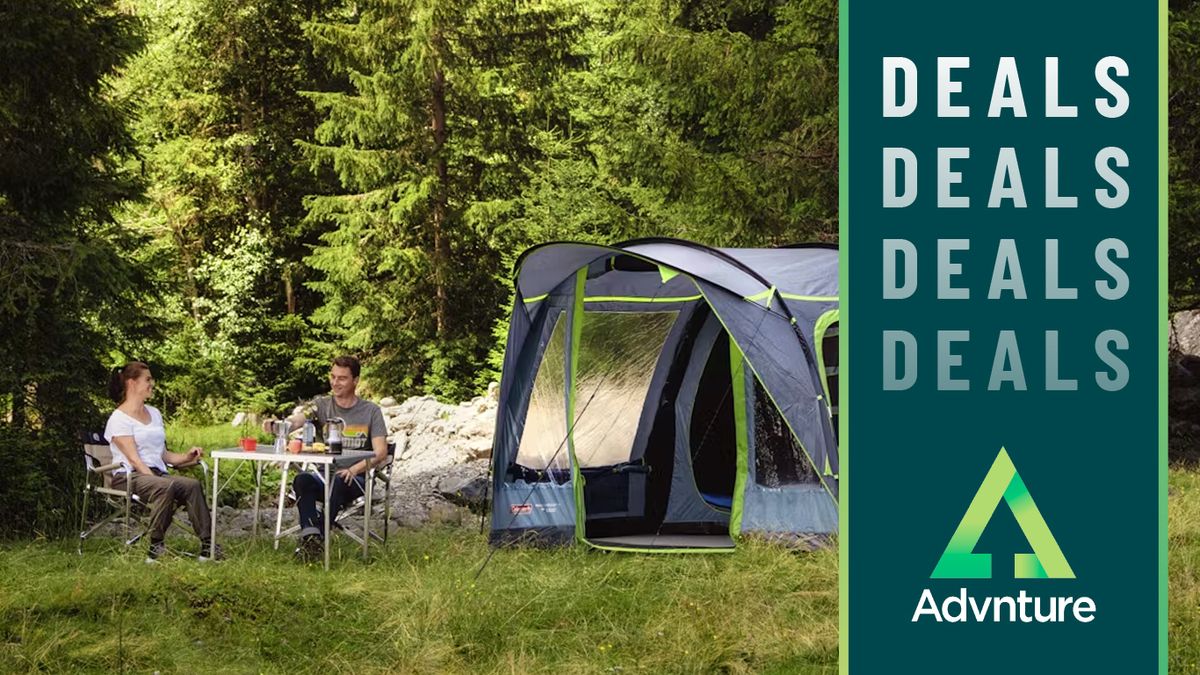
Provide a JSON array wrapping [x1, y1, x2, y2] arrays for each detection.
[[752, 379, 818, 487], [516, 313, 570, 471], [573, 311, 677, 468]]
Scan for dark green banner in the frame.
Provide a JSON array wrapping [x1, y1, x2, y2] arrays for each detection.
[[841, 2, 1165, 673]]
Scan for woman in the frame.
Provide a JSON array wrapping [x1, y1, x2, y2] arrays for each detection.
[[104, 361, 219, 562]]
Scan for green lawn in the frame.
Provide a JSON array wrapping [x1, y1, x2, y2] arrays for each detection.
[[164, 421, 283, 508], [1170, 468, 1200, 673], [5, 467, 1197, 673], [0, 530, 837, 674]]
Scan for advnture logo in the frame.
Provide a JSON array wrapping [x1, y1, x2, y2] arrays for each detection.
[[912, 448, 1095, 624], [932, 448, 1073, 580]]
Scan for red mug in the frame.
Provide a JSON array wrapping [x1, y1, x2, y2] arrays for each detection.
[[240, 437, 257, 452]]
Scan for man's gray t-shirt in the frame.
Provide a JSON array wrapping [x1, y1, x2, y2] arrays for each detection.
[[313, 396, 387, 456]]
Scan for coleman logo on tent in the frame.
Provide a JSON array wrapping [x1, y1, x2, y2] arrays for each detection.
[[930, 448, 1074, 580], [510, 504, 532, 515]]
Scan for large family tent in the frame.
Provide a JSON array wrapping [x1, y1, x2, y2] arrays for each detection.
[[488, 238, 840, 551]]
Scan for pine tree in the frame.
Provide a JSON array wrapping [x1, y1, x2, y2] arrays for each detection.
[[303, 0, 581, 399], [509, 0, 839, 250], [0, 0, 149, 534], [1170, 0, 1200, 310], [120, 0, 340, 415]]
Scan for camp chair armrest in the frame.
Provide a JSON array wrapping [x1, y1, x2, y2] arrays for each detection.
[[168, 458, 209, 471], [168, 458, 210, 483], [91, 461, 124, 474]]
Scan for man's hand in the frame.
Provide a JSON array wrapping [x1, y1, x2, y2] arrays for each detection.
[[335, 468, 356, 485], [187, 447, 204, 462]]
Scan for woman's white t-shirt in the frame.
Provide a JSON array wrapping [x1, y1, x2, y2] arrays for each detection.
[[104, 406, 169, 475]]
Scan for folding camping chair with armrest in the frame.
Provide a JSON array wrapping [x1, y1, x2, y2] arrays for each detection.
[[336, 440, 396, 549], [273, 441, 396, 550], [78, 431, 210, 554]]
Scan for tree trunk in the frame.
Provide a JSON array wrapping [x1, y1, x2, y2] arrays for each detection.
[[430, 49, 449, 336], [284, 264, 296, 315], [170, 221, 202, 323]]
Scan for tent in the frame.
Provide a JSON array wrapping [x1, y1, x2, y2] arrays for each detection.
[[488, 238, 840, 551]]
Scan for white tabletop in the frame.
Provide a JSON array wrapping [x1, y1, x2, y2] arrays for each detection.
[[211, 447, 374, 463]]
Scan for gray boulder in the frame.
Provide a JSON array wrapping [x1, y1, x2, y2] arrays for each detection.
[[434, 464, 490, 513]]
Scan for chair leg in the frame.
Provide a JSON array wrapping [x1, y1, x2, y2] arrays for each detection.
[[124, 493, 131, 545], [80, 511, 119, 539], [78, 488, 90, 555], [382, 479, 391, 544], [274, 462, 290, 551]]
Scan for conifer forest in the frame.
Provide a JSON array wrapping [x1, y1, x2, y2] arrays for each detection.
[[1, 0, 1197, 534]]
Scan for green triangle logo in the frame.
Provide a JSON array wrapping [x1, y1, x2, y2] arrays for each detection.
[[931, 448, 1074, 579]]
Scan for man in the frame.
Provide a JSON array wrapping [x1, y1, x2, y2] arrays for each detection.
[[275, 356, 388, 561]]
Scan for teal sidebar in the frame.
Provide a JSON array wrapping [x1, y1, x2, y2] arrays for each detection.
[[843, 2, 1165, 672]]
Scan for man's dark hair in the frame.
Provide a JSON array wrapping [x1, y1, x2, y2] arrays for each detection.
[[332, 355, 361, 378]]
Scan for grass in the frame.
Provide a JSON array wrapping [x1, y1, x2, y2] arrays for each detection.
[[1171, 468, 1200, 673], [164, 421, 253, 456], [165, 422, 282, 508], [0, 531, 837, 674], [9, 464, 1198, 672]]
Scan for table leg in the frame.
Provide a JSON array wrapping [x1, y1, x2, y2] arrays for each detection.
[[274, 461, 290, 551], [253, 460, 262, 537], [210, 457, 219, 559], [363, 467, 373, 559], [323, 463, 330, 571]]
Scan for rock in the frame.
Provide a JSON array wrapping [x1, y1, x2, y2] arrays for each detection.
[[390, 433, 409, 457], [463, 437, 492, 460], [347, 387, 499, 528], [487, 381, 500, 401], [435, 464, 490, 513], [428, 502, 469, 525], [459, 416, 492, 438], [1170, 310, 1200, 466], [1172, 310, 1200, 356], [231, 412, 246, 427]]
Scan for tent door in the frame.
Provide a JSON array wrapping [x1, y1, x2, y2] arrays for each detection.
[[689, 331, 738, 510]]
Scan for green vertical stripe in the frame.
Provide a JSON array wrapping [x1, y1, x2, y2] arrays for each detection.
[[837, 0, 850, 671], [569, 267, 587, 542], [729, 339, 749, 538], [1158, 0, 1168, 669]]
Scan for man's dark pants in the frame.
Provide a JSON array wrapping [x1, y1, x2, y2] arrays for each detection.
[[293, 471, 364, 539]]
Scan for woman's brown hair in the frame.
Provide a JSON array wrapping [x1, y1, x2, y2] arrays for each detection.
[[108, 361, 150, 403]]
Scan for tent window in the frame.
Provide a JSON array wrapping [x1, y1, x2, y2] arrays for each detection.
[[753, 380, 818, 487], [573, 311, 676, 468], [821, 321, 839, 442], [516, 312, 570, 472]]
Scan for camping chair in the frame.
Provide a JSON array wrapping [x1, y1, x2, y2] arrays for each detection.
[[78, 431, 210, 555], [274, 441, 396, 551], [335, 440, 396, 549]]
